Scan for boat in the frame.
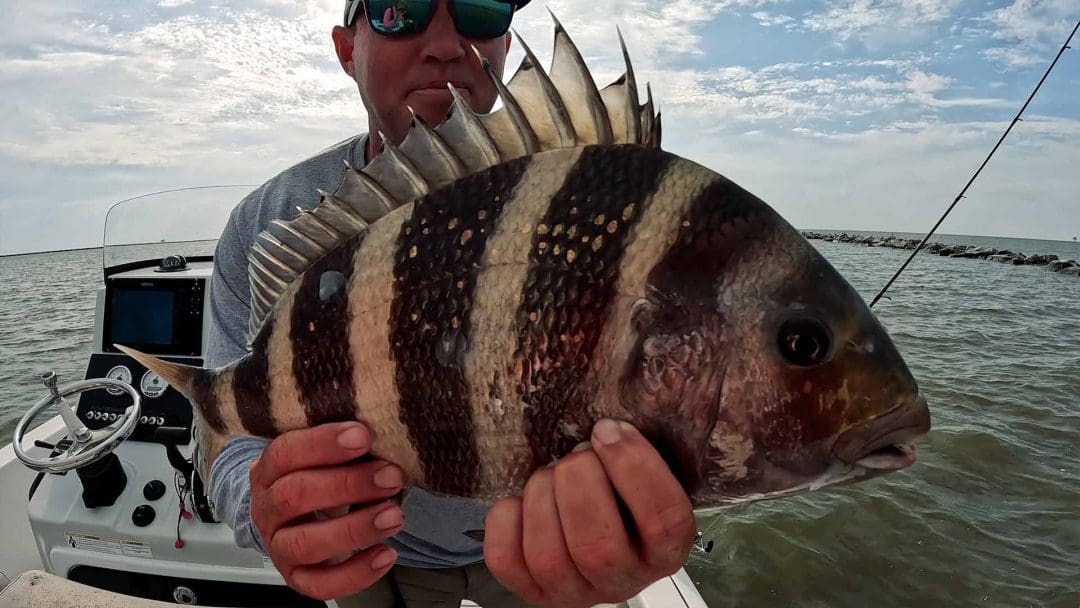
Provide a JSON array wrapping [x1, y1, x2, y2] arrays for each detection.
[[0, 186, 707, 607]]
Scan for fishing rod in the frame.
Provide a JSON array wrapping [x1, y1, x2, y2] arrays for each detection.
[[869, 18, 1079, 309]]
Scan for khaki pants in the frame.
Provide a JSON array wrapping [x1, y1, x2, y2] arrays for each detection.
[[336, 562, 538, 608]]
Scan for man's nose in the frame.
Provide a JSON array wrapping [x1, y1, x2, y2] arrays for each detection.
[[420, 1, 466, 62]]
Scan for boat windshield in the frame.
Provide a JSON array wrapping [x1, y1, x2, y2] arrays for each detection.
[[102, 185, 257, 274]]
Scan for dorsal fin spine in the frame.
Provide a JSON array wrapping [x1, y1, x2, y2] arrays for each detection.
[[547, 10, 613, 145], [617, 27, 641, 144], [343, 167, 399, 219], [513, 30, 577, 147], [380, 134, 431, 195], [476, 47, 541, 155], [254, 235, 308, 273], [447, 84, 502, 168], [407, 110, 468, 179], [267, 220, 323, 259], [249, 247, 295, 285]]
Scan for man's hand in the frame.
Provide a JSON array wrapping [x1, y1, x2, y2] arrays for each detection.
[[250, 422, 404, 600], [484, 419, 696, 608]]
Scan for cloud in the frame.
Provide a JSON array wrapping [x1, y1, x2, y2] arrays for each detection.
[[979, 0, 1076, 70], [751, 11, 795, 27], [511, 0, 785, 63], [802, 0, 961, 41], [903, 70, 1010, 108]]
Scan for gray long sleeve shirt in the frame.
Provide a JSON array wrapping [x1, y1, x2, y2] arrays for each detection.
[[199, 133, 488, 569]]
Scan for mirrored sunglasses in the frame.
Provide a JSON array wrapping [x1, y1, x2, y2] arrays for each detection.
[[345, 0, 519, 40]]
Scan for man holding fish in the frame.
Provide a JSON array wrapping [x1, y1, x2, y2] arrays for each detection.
[[201, 1, 697, 605], [153, 0, 934, 606]]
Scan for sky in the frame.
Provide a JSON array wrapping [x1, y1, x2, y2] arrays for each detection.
[[0, 0, 1077, 256]]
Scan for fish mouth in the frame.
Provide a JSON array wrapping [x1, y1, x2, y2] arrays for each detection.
[[853, 441, 916, 471], [832, 395, 931, 472]]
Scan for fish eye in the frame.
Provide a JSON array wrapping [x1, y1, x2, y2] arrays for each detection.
[[777, 319, 832, 367]]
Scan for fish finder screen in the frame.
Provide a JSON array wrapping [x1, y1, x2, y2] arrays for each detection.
[[110, 289, 174, 345]]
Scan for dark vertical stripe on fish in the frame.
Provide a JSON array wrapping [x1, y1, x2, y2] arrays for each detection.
[[192, 368, 225, 433], [514, 145, 674, 465], [638, 175, 769, 493], [390, 156, 531, 495], [234, 317, 277, 437], [647, 176, 771, 301], [290, 231, 367, 426]]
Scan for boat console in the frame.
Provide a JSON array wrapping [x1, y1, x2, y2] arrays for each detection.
[[10, 256, 322, 606]]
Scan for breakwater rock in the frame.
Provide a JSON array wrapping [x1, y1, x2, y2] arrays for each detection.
[[801, 232, 1079, 277]]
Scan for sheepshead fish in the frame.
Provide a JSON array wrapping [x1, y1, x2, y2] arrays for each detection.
[[119, 17, 930, 509]]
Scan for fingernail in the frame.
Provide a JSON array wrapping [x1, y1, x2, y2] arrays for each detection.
[[572, 441, 591, 453], [374, 465, 402, 489], [337, 425, 368, 450], [593, 419, 621, 446], [374, 505, 403, 530], [371, 548, 397, 570]]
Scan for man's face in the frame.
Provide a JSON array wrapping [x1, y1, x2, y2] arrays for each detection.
[[333, 2, 511, 152]]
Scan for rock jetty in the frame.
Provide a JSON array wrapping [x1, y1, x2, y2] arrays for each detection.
[[801, 232, 1079, 277]]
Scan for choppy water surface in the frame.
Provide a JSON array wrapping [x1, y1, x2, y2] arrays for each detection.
[[1, 237, 1078, 607]]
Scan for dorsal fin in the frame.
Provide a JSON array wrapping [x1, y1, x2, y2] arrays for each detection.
[[245, 15, 663, 346]]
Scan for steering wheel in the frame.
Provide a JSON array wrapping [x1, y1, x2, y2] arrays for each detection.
[[13, 371, 141, 473]]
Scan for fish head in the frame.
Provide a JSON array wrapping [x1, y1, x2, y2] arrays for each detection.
[[618, 172, 930, 509]]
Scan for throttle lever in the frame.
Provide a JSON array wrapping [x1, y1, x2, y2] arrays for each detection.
[[154, 426, 194, 482]]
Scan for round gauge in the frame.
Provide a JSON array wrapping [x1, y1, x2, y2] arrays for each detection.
[[140, 370, 169, 399], [105, 366, 133, 395]]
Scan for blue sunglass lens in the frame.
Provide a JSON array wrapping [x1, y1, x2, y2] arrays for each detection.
[[452, 0, 514, 39]]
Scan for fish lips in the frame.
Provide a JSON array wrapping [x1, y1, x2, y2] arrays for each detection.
[[832, 395, 931, 471]]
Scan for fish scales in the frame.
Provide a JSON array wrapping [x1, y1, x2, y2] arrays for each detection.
[[233, 322, 276, 438], [463, 148, 585, 496], [389, 155, 532, 495], [119, 19, 930, 509], [265, 290, 308, 434], [587, 159, 717, 427], [343, 204, 427, 483], [290, 231, 366, 426], [513, 145, 675, 469]]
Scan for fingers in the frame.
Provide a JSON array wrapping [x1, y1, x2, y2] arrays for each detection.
[[521, 469, 595, 604], [484, 497, 546, 606], [589, 419, 695, 574], [553, 448, 639, 595], [245, 422, 405, 600], [287, 544, 398, 601], [256, 459, 403, 532], [250, 422, 372, 490], [485, 419, 696, 608], [270, 501, 403, 567]]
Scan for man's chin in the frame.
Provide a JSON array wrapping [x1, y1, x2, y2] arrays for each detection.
[[407, 88, 470, 124]]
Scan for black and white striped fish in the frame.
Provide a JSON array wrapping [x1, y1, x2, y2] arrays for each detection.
[[120, 18, 930, 508]]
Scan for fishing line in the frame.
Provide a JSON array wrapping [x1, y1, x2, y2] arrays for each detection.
[[869, 18, 1079, 308]]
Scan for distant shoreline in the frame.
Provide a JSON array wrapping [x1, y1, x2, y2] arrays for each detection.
[[800, 229, 1079, 247], [803, 231, 1080, 277]]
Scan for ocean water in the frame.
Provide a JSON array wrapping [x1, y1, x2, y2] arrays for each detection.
[[1, 235, 1078, 608]]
